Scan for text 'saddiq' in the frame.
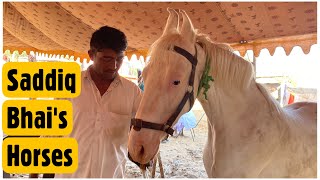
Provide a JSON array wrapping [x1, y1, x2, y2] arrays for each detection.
[[2, 62, 81, 98]]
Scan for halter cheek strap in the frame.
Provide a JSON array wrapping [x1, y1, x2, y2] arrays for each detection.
[[173, 45, 197, 110], [131, 45, 198, 136]]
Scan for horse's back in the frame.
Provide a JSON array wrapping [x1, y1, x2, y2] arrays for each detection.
[[284, 102, 317, 135], [268, 102, 317, 177]]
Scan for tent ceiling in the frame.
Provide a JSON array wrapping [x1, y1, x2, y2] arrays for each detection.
[[3, 2, 317, 57], [3, 29, 33, 49]]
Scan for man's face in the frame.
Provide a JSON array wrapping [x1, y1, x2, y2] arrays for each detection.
[[89, 48, 124, 80]]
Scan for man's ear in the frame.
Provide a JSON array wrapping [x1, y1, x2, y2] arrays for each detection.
[[88, 49, 95, 60], [116, 59, 123, 71]]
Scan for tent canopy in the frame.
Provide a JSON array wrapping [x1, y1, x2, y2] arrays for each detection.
[[3, 2, 317, 59]]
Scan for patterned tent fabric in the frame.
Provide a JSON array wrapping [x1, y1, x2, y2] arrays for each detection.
[[3, 2, 317, 57], [3, 3, 67, 51], [3, 29, 32, 49]]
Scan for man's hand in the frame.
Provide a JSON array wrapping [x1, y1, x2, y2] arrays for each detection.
[[29, 174, 38, 178]]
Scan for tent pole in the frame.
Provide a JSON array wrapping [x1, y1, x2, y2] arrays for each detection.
[[253, 55, 257, 79]]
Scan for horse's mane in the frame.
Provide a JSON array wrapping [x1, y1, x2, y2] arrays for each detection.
[[196, 33, 254, 90], [196, 33, 285, 123]]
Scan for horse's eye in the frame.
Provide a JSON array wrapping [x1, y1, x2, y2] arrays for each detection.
[[173, 80, 180, 85]]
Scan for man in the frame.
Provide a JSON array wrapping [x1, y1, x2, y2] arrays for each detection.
[[55, 26, 142, 178]]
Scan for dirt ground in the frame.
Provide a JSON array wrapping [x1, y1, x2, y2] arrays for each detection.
[[125, 101, 209, 178]]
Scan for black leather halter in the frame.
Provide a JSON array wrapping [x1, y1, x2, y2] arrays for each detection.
[[131, 45, 198, 136]]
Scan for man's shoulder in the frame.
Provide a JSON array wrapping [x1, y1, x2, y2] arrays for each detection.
[[119, 76, 138, 87], [81, 70, 88, 77]]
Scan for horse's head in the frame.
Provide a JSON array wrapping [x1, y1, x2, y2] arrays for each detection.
[[128, 8, 206, 165]]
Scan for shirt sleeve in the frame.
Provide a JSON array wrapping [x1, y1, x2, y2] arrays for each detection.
[[132, 85, 143, 118]]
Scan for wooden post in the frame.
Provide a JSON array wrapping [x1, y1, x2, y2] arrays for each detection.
[[142, 151, 165, 178], [151, 155, 158, 178], [252, 55, 257, 79], [158, 153, 164, 178]]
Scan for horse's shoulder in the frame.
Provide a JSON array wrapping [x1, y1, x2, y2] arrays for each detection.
[[283, 102, 317, 134]]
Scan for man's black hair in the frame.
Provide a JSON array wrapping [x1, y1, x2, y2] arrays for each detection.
[[90, 26, 127, 53]]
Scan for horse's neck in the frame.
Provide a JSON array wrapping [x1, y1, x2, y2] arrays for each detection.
[[199, 82, 287, 177]]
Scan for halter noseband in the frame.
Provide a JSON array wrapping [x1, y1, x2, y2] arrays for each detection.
[[131, 45, 198, 136]]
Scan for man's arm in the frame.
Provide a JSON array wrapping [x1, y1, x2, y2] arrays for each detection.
[[29, 174, 38, 178], [132, 85, 143, 118]]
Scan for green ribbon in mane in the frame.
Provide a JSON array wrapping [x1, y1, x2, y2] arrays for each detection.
[[197, 54, 214, 100]]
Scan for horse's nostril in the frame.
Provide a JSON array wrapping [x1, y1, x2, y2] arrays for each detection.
[[139, 145, 144, 156]]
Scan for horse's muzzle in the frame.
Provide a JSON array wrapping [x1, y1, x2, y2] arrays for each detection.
[[128, 152, 151, 170]]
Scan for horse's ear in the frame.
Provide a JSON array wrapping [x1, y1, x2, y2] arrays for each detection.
[[162, 8, 179, 36], [180, 9, 196, 44]]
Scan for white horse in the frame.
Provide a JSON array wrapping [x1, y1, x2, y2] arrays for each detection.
[[128, 8, 317, 178]]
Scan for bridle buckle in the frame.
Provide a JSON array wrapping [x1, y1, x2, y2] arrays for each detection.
[[132, 118, 142, 131], [162, 124, 170, 131], [187, 85, 193, 93]]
